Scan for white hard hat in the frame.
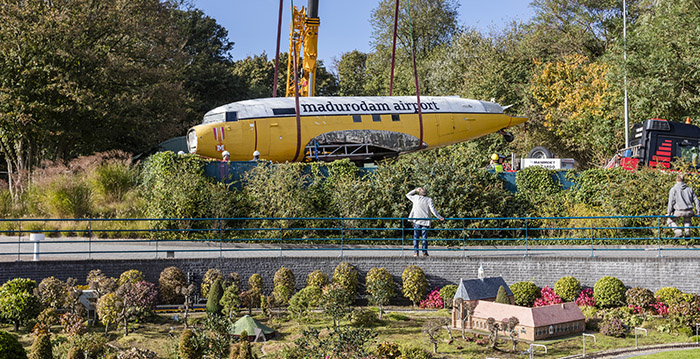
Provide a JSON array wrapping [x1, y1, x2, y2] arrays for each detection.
[[222, 151, 230, 156], [253, 150, 260, 156]]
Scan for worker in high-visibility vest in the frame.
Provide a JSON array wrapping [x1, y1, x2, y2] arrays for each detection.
[[487, 153, 505, 173]]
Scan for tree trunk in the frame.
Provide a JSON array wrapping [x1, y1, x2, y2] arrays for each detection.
[[432, 342, 437, 354], [105, 322, 109, 335], [378, 305, 383, 319], [13, 320, 19, 331]]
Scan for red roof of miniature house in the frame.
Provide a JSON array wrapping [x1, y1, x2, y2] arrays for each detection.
[[472, 301, 584, 327]]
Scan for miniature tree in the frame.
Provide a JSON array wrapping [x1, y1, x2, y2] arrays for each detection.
[[37, 277, 68, 310], [220, 284, 241, 319], [503, 316, 520, 352], [248, 274, 263, 307], [495, 285, 510, 304], [0, 330, 27, 359], [486, 317, 500, 349], [273, 267, 295, 294], [201, 269, 223, 298], [272, 285, 293, 308], [439, 284, 458, 309], [96, 292, 120, 334], [260, 294, 273, 319], [28, 333, 52, 359], [554, 276, 581, 302], [159, 266, 186, 304], [288, 286, 322, 321], [332, 262, 359, 300], [178, 329, 201, 359], [206, 279, 224, 315], [365, 267, 396, 319], [401, 265, 427, 307], [118, 269, 144, 286], [462, 301, 477, 338], [422, 318, 442, 354], [306, 270, 328, 288], [235, 331, 254, 359], [177, 284, 197, 328], [86, 270, 117, 326], [321, 283, 351, 328], [0, 278, 40, 331]]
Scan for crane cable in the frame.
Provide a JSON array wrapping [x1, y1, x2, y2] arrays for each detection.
[[406, 0, 424, 149], [389, 0, 399, 96], [273, 0, 284, 97]]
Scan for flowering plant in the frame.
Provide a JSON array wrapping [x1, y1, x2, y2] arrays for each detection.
[[533, 286, 562, 307], [419, 288, 443, 309], [576, 288, 596, 307], [651, 297, 669, 316]]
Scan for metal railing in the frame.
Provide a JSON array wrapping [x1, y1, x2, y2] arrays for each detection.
[[0, 215, 697, 259]]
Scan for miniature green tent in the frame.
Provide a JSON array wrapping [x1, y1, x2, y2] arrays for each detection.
[[230, 315, 275, 338]]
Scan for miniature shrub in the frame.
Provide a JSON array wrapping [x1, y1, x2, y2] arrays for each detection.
[[349, 308, 378, 327], [158, 266, 186, 305], [655, 287, 684, 305], [0, 330, 27, 359], [332, 262, 359, 300], [28, 333, 52, 359], [288, 286, 322, 320], [600, 317, 626, 337], [399, 345, 433, 359], [117, 347, 159, 359], [224, 272, 241, 290], [272, 285, 293, 306], [376, 342, 401, 359], [234, 331, 254, 359], [439, 285, 457, 309], [495, 285, 510, 304], [321, 283, 351, 327], [576, 288, 596, 307], [0, 278, 41, 331], [66, 333, 106, 359], [626, 287, 655, 310], [510, 281, 539, 307], [201, 269, 223, 298], [178, 329, 201, 359], [37, 277, 68, 310], [554, 276, 581, 302], [419, 289, 443, 309], [533, 286, 562, 307], [206, 279, 223, 315], [247, 274, 263, 308], [220, 285, 241, 319], [306, 270, 328, 288], [401, 265, 427, 307], [593, 276, 626, 308], [118, 270, 144, 286], [273, 267, 295, 294]]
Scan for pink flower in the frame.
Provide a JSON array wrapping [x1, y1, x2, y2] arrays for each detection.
[[576, 288, 595, 307], [534, 286, 562, 307], [419, 288, 444, 309]]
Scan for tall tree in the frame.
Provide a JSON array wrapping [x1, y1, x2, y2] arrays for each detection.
[[335, 50, 368, 96], [0, 0, 190, 196]]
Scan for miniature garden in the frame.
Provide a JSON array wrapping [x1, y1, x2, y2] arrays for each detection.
[[1, 263, 699, 359]]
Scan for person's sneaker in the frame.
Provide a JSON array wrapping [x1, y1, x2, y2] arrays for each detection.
[[423, 252, 429, 257], [413, 253, 419, 257]]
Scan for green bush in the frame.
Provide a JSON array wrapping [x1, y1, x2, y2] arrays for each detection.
[[0, 278, 41, 331], [510, 281, 539, 307], [91, 162, 136, 202], [28, 333, 52, 359], [365, 267, 396, 317], [288, 286, 322, 320], [349, 308, 378, 327], [332, 262, 359, 300], [178, 329, 201, 359], [554, 276, 581, 302], [30, 175, 92, 218], [206, 279, 223, 315], [159, 266, 186, 304], [439, 285, 457, 309], [321, 283, 351, 327], [376, 342, 401, 359], [593, 276, 626, 308], [66, 333, 106, 359], [248, 274, 263, 293], [401, 265, 427, 307], [600, 317, 626, 337], [655, 287, 684, 305], [201, 269, 223, 298], [495, 285, 510, 304], [118, 270, 144, 286], [306, 270, 328, 288], [273, 267, 295, 293], [398, 345, 433, 359], [626, 287, 656, 309], [0, 330, 27, 359], [272, 285, 293, 307]]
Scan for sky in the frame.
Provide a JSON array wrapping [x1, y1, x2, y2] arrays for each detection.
[[193, 0, 536, 68]]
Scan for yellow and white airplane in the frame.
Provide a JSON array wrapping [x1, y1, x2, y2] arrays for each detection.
[[186, 96, 527, 162]]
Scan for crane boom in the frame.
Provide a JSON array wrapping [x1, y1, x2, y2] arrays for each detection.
[[286, 0, 319, 97]]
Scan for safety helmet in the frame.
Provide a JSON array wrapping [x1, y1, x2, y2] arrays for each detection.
[[222, 151, 230, 157], [491, 153, 499, 161], [253, 150, 260, 156]]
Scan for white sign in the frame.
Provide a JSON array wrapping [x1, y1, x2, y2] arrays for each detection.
[[522, 158, 575, 170]]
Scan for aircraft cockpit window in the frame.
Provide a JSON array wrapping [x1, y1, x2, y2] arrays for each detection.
[[226, 112, 238, 122], [676, 140, 700, 166], [391, 114, 400, 122], [203, 112, 225, 124]]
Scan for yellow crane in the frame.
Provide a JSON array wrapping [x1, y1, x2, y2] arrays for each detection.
[[285, 0, 319, 97]]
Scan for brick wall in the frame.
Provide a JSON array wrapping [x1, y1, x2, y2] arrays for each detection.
[[0, 256, 697, 294]]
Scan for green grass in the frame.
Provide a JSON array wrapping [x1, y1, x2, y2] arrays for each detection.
[[637, 348, 700, 358], [2, 308, 697, 359]]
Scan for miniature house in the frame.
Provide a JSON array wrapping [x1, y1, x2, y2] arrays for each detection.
[[465, 301, 585, 341], [450, 276, 514, 329]]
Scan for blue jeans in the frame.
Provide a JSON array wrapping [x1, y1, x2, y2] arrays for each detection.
[[413, 223, 429, 254]]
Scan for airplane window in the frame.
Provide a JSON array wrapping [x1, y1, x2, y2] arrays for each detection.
[[203, 112, 226, 124], [372, 114, 381, 122], [353, 115, 362, 123], [273, 108, 296, 115], [392, 114, 400, 122], [225, 112, 238, 122]]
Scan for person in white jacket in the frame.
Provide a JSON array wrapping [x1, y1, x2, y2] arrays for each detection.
[[667, 174, 700, 237], [406, 187, 444, 256]]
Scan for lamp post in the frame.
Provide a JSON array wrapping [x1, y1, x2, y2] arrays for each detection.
[[634, 327, 648, 349], [583, 333, 596, 357]]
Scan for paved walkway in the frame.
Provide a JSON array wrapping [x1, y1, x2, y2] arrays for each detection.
[[2, 236, 700, 261]]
